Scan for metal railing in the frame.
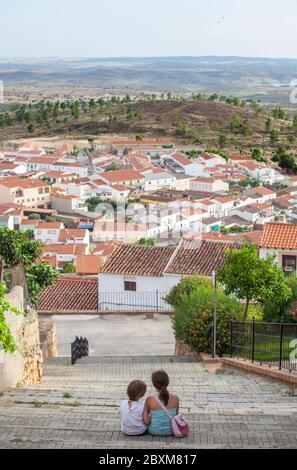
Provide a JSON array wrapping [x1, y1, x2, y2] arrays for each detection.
[[71, 336, 89, 365], [230, 319, 297, 373], [98, 291, 172, 312]]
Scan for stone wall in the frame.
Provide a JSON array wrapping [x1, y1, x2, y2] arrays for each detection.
[[0, 287, 43, 391], [39, 320, 58, 358]]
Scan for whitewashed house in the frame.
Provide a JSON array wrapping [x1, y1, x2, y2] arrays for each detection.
[[34, 221, 64, 244], [98, 240, 239, 311], [259, 222, 297, 275], [161, 153, 204, 177], [190, 177, 229, 193], [142, 170, 176, 192]]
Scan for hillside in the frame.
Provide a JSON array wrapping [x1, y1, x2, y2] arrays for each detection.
[[1, 98, 296, 158]]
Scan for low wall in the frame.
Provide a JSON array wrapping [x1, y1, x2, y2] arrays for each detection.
[[175, 339, 200, 360], [39, 320, 58, 358], [222, 357, 297, 385], [0, 287, 43, 391]]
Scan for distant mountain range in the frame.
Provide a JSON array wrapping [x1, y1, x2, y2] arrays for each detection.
[[1, 56, 297, 104]]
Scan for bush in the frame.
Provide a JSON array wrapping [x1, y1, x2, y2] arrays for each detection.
[[62, 262, 76, 274], [166, 276, 243, 355], [263, 273, 297, 323], [165, 275, 212, 310]]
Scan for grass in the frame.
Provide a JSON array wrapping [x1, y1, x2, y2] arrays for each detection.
[[246, 304, 264, 322], [233, 333, 296, 364], [63, 392, 73, 399]]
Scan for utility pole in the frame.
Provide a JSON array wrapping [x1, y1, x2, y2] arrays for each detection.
[[212, 271, 217, 358]]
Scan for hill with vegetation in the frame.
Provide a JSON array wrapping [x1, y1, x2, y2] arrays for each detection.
[[1, 94, 297, 162]]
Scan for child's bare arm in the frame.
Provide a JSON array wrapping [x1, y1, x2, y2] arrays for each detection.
[[143, 399, 150, 425]]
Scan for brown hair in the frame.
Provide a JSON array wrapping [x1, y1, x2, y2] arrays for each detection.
[[152, 370, 169, 406], [127, 380, 147, 401]]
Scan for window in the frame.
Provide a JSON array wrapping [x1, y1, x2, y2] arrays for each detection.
[[38, 188, 43, 194], [124, 281, 136, 292], [282, 255, 297, 276]]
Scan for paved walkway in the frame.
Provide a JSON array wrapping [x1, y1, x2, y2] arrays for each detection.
[[40, 314, 175, 356], [1, 356, 297, 448]]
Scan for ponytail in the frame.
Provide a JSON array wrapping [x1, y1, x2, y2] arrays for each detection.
[[152, 370, 170, 406], [159, 386, 169, 406]]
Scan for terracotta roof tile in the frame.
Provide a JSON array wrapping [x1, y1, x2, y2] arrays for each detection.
[[165, 240, 240, 275], [42, 244, 87, 255], [0, 177, 50, 189], [260, 222, 297, 249], [76, 255, 104, 275], [38, 278, 98, 312], [99, 169, 144, 183], [58, 229, 88, 242], [100, 244, 176, 277]]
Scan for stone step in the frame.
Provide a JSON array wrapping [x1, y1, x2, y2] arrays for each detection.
[[1, 354, 297, 448], [45, 355, 198, 366], [1, 415, 297, 449]]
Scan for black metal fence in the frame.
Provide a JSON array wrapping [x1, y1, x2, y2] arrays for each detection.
[[71, 336, 89, 365], [230, 320, 297, 372], [98, 291, 172, 312]]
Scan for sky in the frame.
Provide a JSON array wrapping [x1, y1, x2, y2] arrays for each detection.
[[1, 0, 297, 58]]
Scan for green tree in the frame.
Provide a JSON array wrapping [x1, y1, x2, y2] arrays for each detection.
[[0, 284, 23, 353], [136, 238, 155, 247], [218, 135, 227, 148], [217, 244, 292, 321], [26, 262, 58, 306], [0, 228, 58, 305], [265, 117, 273, 132], [272, 107, 285, 120], [230, 114, 241, 133], [241, 119, 252, 136], [252, 148, 262, 161], [166, 276, 242, 355], [272, 149, 296, 171], [27, 123, 35, 134], [62, 262, 76, 274], [263, 273, 297, 323], [270, 129, 279, 144]]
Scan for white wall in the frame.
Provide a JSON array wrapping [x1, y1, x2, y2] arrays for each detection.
[[98, 273, 181, 310]]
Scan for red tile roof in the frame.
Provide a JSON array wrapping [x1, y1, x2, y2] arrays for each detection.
[[253, 186, 276, 196], [36, 222, 63, 230], [42, 244, 87, 255], [99, 169, 144, 183], [100, 244, 176, 277], [260, 223, 297, 249], [0, 177, 50, 189], [76, 255, 104, 275], [58, 229, 88, 242], [165, 240, 240, 275], [233, 230, 264, 247], [38, 278, 98, 312]]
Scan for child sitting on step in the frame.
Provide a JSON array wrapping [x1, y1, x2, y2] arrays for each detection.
[[120, 380, 148, 436]]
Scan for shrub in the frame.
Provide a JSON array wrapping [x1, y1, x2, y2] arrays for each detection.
[[167, 277, 243, 355], [62, 262, 76, 274], [263, 273, 297, 323], [165, 275, 211, 310]]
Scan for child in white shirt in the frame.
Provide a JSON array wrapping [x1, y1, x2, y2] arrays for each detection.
[[120, 380, 147, 436]]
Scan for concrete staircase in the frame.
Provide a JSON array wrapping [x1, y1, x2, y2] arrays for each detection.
[[1, 355, 297, 448]]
